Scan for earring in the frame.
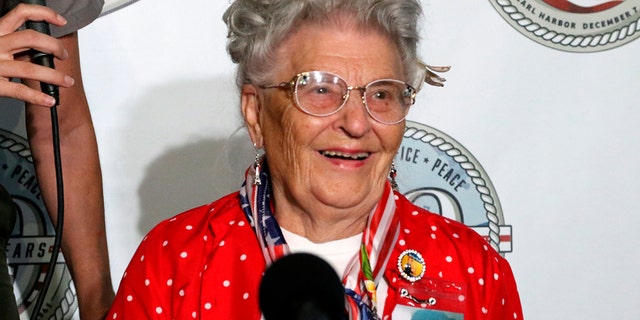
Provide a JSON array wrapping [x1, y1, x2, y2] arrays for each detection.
[[389, 162, 398, 191], [253, 144, 262, 186]]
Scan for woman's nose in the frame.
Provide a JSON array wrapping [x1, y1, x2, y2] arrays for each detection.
[[335, 89, 372, 137]]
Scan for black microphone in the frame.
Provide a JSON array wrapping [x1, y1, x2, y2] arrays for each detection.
[[259, 253, 345, 320], [22, 0, 59, 105]]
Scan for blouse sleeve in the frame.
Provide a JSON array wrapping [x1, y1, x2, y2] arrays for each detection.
[[487, 257, 524, 320], [107, 221, 175, 319], [48, 0, 105, 37]]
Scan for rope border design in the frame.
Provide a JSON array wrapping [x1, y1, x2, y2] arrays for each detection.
[[494, 0, 640, 51], [0, 131, 33, 163], [403, 126, 502, 252]]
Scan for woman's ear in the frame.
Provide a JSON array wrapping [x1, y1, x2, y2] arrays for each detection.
[[241, 84, 264, 148]]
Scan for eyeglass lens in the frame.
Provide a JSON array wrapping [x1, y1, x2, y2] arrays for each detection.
[[294, 71, 412, 124]]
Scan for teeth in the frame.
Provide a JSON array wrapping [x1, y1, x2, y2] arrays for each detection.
[[321, 150, 369, 160]]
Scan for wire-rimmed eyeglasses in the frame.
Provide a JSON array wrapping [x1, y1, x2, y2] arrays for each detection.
[[259, 71, 416, 125]]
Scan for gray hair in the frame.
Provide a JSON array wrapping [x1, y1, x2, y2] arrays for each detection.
[[223, 0, 425, 89]]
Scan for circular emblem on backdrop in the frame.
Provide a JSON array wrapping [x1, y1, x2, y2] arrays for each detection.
[[396, 121, 512, 255], [0, 129, 77, 319], [489, 0, 640, 52], [397, 249, 426, 282]]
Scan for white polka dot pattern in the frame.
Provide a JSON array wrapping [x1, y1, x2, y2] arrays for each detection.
[[105, 191, 522, 320], [387, 193, 522, 319]]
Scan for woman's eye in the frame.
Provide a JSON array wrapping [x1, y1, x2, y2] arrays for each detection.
[[314, 87, 330, 94], [373, 91, 388, 99], [306, 83, 341, 96]]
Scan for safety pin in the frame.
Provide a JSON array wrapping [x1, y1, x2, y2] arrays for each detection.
[[400, 289, 437, 306]]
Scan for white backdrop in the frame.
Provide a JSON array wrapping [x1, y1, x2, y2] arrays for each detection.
[[73, 1, 640, 319]]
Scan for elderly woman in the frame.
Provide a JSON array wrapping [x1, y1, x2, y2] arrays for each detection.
[[107, 0, 523, 319]]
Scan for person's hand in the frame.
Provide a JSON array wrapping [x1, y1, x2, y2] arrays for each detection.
[[0, 3, 75, 107]]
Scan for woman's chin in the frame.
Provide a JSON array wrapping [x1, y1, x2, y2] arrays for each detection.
[[309, 179, 384, 211]]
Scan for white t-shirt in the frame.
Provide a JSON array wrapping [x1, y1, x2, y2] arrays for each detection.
[[280, 227, 361, 277], [280, 228, 389, 315]]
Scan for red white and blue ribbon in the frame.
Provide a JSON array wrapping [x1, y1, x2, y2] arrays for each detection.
[[240, 157, 400, 319]]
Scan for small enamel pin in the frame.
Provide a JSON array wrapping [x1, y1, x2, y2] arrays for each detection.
[[397, 249, 426, 282]]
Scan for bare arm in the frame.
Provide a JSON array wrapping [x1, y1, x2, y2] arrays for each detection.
[[0, 4, 113, 318], [24, 31, 114, 320], [0, 5, 117, 319]]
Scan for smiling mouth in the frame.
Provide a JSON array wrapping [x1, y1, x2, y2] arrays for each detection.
[[320, 150, 370, 160]]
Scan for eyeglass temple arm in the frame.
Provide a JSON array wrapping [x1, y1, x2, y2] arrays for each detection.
[[259, 82, 292, 89]]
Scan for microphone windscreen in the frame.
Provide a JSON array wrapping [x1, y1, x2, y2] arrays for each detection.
[[259, 253, 345, 320]]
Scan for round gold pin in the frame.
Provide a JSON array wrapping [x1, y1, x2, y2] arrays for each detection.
[[397, 249, 426, 282]]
